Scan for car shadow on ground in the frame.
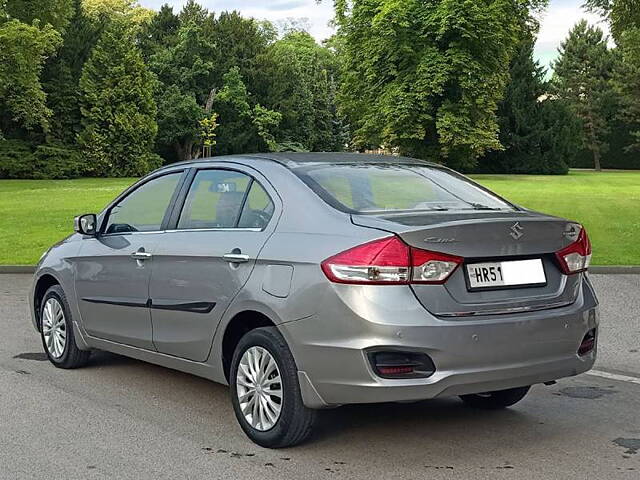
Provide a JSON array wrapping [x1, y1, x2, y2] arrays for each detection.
[[74, 350, 565, 455]]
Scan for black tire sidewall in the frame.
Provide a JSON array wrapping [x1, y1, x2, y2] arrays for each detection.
[[40, 285, 75, 367], [229, 328, 302, 447]]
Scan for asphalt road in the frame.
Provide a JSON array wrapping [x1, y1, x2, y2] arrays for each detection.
[[1, 273, 639, 479]]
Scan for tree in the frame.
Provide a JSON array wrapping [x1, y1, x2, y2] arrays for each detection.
[[146, 5, 216, 161], [213, 66, 281, 155], [82, 0, 154, 25], [155, 85, 204, 162], [478, 35, 580, 173], [585, 0, 640, 42], [0, 19, 61, 138], [260, 31, 345, 151], [78, 18, 159, 176], [43, 0, 103, 144], [333, 0, 540, 169], [146, 4, 281, 161], [552, 20, 617, 171], [586, 0, 640, 152], [209, 11, 276, 97], [139, 3, 180, 59], [5, 0, 74, 32]]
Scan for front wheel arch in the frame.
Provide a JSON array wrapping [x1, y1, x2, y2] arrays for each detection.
[[34, 274, 61, 331]]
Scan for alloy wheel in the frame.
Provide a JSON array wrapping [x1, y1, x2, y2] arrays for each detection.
[[236, 346, 283, 431], [42, 298, 66, 358]]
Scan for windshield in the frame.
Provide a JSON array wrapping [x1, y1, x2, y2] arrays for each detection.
[[294, 163, 515, 214]]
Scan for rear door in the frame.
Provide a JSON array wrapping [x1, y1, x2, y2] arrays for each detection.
[[149, 166, 279, 361], [75, 171, 184, 348]]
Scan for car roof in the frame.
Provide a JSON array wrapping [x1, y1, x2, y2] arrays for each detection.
[[158, 152, 441, 172]]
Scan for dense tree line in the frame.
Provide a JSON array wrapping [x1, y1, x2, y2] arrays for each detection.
[[0, 0, 344, 177], [1, 0, 639, 179]]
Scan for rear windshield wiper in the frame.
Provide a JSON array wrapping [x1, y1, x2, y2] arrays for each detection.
[[466, 203, 503, 211]]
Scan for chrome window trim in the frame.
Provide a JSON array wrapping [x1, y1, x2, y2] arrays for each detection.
[[164, 228, 263, 233], [98, 227, 263, 238]]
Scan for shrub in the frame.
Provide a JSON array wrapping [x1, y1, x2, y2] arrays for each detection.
[[33, 144, 84, 179], [0, 140, 35, 179], [0, 140, 84, 179]]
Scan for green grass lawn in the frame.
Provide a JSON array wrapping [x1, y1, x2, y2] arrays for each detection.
[[472, 171, 640, 266], [0, 171, 638, 265]]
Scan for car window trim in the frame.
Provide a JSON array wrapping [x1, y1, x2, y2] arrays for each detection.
[[99, 169, 187, 236], [235, 177, 254, 228], [168, 166, 274, 232]]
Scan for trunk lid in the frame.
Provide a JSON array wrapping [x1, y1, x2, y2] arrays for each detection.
[[352, 210, 582, 317]]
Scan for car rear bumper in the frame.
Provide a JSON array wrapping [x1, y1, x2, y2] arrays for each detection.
[[279, 276, 599, 408]]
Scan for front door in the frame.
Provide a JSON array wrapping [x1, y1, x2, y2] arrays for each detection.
[[75, 171, 184, 349], [149, 168, 278, 361]]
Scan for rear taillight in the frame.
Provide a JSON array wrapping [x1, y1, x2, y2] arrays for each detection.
[[321, 236, 462, 285], [555, 226, 592, 274]]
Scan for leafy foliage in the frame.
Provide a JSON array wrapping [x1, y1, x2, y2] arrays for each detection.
[[5, 0, 74, 32], [260, 31, 346, 151], [334, 0, 536, 170], [477, 36, 580, 174], [0, 139, 83, 179], [43, 0, 104, 144], [212, 67, 281, 154], [78, 18, 160, 176], [0, 19, 61, 138], [552, 20, 617, 171], [4, 0, 640, 179], [586, 0, 640, 152]]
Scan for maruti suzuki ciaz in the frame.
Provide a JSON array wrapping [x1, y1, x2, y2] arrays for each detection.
[[30, 153, 599, 447]]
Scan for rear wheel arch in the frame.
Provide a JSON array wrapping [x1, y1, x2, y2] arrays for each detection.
[[221, 310, 277, 382], [34, 274, 61, 330]]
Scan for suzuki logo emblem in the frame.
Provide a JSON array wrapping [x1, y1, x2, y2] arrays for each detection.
[[510, 222, 524, 240]]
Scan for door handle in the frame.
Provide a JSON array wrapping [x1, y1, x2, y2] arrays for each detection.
[[131, 251, 152, 260], [223, 253, 250, 263]]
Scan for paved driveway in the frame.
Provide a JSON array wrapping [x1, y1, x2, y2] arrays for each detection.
[[1, 274, 638, 479]]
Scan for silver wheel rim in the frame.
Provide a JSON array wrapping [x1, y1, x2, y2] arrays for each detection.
[[236, 346, 283, 431], [42, 298, 66, 359]]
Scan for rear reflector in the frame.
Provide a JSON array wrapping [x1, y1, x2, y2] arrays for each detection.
[[555, 226, 592, 274], [378, 366, 415, 376], [369, 351, 436, 379], [578, 328, 596, 356], [321, 236, 462, 285]]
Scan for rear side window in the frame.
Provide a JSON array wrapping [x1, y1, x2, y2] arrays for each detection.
[[105, 172, 182, 234], [178, 169, 274, 230], [238, 182, 274, 229], [294, 164, 513, 213]]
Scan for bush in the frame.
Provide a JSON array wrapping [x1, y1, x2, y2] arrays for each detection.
[[0, 140, 35, 179], [33, 144, 84, 179], [0, 140, 84, 179]]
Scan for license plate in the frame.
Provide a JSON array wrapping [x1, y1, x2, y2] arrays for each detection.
[[466, 259, 546, 290]]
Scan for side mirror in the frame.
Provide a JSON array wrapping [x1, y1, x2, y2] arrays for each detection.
[[74, 213, 98, 236]]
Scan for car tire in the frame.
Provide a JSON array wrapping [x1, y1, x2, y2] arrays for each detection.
[[459, 386, 531, 409], [230, 327, 316, 448], [40, 285, 91, 369]]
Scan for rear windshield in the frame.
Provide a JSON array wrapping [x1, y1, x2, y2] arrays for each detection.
[[293, 163, 514, 214]]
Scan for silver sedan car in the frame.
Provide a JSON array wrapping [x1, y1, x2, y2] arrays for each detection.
[[30, 153, 599, 447]]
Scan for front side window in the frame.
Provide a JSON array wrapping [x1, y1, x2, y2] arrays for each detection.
[[294, 163, 514, 214], [105, 172, 182, 234], [178, 169, 273, 230]]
